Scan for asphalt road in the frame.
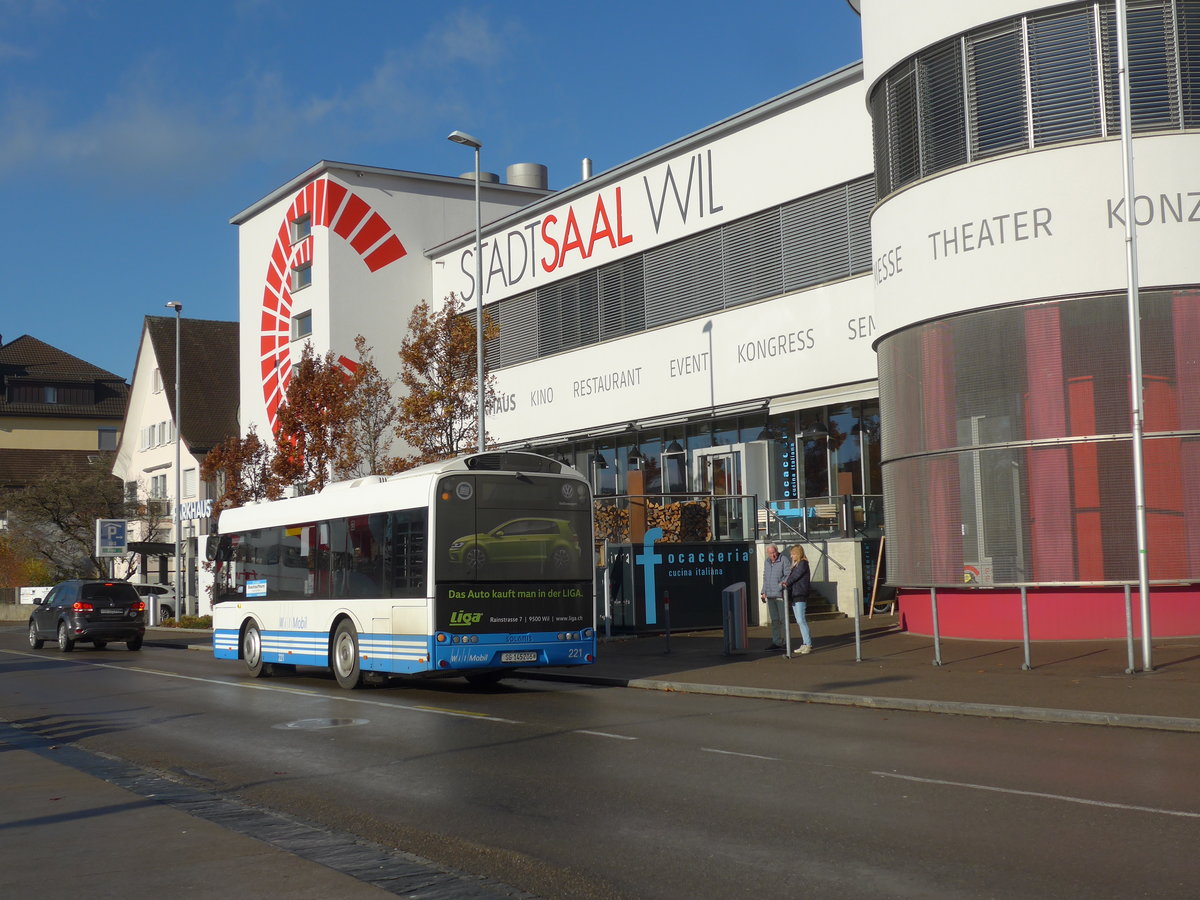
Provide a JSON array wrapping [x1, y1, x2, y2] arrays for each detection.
[[2, 628, 1197, 899]]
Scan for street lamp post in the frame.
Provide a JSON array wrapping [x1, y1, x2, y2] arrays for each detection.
[[165, 301, 183, 620], [447, 129, 486, 452]]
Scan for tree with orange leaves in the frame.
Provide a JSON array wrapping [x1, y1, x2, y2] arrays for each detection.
[[395, 294, 497, 467], [270, 343, 356, 494]]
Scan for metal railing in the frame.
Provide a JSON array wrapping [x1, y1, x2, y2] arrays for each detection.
[[760, 494, 884, 541]]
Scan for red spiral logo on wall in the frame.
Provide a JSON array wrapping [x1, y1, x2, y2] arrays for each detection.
[[259, 177, 407, 432]]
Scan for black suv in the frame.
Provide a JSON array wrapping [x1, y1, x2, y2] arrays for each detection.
[[28, 580, 146, 652]]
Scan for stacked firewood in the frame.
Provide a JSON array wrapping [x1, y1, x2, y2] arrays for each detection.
[[647, 500, 712, 542], [593, 504, 631, 544]]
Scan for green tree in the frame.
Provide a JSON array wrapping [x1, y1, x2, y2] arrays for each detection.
[[395, 294, 497, 466]]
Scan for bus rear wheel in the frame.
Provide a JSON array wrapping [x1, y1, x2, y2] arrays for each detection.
[[331, 621, 362, 690]]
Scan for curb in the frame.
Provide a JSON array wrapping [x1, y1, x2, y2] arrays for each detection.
[[523, 671, 1200, 734]]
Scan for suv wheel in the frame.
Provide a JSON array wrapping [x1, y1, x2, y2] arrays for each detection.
[[57, 621, 75, 652], [28, 621, 44, 650]]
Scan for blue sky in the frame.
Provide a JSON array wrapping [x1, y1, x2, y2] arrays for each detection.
[[1, 0, 862, 380]]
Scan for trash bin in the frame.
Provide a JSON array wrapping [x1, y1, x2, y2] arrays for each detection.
[[722, 581, 748, 654]]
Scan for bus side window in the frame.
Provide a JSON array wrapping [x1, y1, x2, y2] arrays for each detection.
[[388, 508, 427, 598]]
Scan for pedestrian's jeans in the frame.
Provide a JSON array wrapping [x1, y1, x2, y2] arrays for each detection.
[[792, 600, 812, 647], [765, 596, 786, 644]]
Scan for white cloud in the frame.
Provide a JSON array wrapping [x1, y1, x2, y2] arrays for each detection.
[[0, 5, 531, 191]]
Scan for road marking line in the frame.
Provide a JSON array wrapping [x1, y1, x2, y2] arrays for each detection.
[[702, 747, 779, 761], [0, 649, 520, 723], [575, 730, 638, 740], [873, 771, 1200, 819]]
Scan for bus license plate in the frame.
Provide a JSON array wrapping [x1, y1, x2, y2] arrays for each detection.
[[500, 651, 537, 663]]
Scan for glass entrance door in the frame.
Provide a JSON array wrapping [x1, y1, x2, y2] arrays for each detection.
[[695, 447, 744, 540]]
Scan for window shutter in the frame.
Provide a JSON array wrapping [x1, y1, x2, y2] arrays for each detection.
[[919, 38, 969, 174], [887, 60, 921, 191], [598, 256, 646, 340], [722, 208, 783, 308], [782, 185, 849, 291], [643, 230, 724, 328], [968, 22, 1029, 158]]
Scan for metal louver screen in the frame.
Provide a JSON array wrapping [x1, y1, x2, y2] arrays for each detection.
[[1182, 0, 1200, 125], [879, 289, 1200, 587], [538, 274, 598, 356], [643, 229, 723, 328], [496, 291, 538, 367], [847, 177, 876, 274], [598, 256, 646, 340], [887, 61, 920, 189], [1028, 7, 1102, 145], [722, 207, 783, 307], [870, 84, 893, 198], [918, 38, 968, 175], [782, 185, 849, 291], [1103, 1, 1179, 132], [968, 23, 1029, 158]]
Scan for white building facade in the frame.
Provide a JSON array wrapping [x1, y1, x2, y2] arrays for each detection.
[[230, 0, 1200, 640]]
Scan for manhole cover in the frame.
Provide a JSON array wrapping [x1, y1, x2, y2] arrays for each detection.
[[273, 718, 369, 731]]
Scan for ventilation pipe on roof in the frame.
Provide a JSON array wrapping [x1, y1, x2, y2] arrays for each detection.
[[459, 170, 501, 183], [505, 163, 549, 190], [581, 157, 593, 181]]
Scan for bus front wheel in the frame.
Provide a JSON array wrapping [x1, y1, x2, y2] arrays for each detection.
[[331, 621, 362, 690], [243, 622, 267, 677]]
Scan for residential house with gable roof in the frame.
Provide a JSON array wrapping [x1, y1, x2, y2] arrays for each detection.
[[113, 316, 239, 618], [0, 333, 129, 516]]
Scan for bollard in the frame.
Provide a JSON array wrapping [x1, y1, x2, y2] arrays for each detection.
[[853, 587, 862, 662], [721, 582, 748, 655], [1124, 584, 1135, 675], [1020, 586, 1032, 671], [931, 587, 943, 667]]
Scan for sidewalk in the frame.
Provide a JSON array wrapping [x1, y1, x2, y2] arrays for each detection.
[[135, 617, 1200, 732], [532, 615, 1200, 733]]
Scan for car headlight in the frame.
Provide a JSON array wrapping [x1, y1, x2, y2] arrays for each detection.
[[449, 540, 465, 550]]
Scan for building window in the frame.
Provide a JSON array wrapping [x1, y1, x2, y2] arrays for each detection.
[[290, 214, 312, 244], [42, 385, 58, 403], [292, 310, 313, 340], [150, 474, 168, 499], [290, 263, 313, 292], [153, 368, 163, 393], [125, 481, 139, 503], [98, 428, 117, 451], [183, 468, 197, 499]]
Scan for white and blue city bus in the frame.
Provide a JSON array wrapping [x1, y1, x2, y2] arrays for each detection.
[[211, 451, 596, 688]]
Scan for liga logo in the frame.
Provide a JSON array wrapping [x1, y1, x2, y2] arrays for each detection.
[[258, 177, 406, 433]]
